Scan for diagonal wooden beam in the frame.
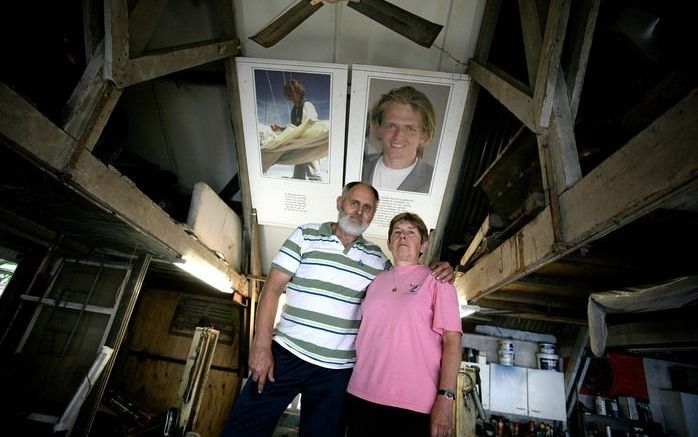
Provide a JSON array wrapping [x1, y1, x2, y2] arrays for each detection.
[[62, 43, 124, 154], [104, 0, 130, 85], [564, 0, 600, 122], [129, 0, 170, 56], [533, 0, 571, 129], [119, 38, 240, 88], [544, 72, 581, 196], [468, 59, 537, 133], [0, 81, 76, 171], [518, 0, 544, 89], [457, 89, 698, 301]]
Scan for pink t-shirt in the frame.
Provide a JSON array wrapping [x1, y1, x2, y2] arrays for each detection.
[[346, 264, 462, 414]]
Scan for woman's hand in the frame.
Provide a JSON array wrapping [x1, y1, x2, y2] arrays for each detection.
[[430, 396, 454, 437]]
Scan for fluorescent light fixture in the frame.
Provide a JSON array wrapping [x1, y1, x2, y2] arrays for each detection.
[[174, 254, 234, 294], [460, 304, 481, 318]]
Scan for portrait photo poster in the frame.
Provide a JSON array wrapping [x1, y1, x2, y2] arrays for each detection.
[[236, 57, 348, 227], [345, 64, 470, 238]]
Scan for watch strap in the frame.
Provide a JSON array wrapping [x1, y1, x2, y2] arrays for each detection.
[[437, 389, 456, 400]]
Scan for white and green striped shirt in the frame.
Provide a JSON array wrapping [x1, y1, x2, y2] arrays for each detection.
[[272, 222, 389, 369]]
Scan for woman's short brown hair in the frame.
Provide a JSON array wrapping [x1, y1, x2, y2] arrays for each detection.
[[388, 212, 429, 244]]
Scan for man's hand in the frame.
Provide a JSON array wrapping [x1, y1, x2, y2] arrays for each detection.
[[249, 343, 275, 393], [430, 396, 454, 437], [270, 124, 282, 132], [430, 261, 455, 283]]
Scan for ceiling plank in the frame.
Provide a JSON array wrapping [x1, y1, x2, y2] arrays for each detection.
[[68, 150, 249, 299], [2, 85, 248, 301], [468, 59, 536, 132], [476, 298, 587, 324], [456, 90, 698, 301], [485, 290, 584, 310]]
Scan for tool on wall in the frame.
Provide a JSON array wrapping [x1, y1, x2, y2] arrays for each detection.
[[163, 327, 219, 437]]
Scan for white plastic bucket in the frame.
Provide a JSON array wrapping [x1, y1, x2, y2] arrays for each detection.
[[538, 342, 556, 354], [498, 339, 515, 352], [537, 353, 559, 371], [498, 349, 515, 366]]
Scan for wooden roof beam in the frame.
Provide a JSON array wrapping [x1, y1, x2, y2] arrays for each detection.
[[0, 83, 249, 302], [456, 89, 698, 301]]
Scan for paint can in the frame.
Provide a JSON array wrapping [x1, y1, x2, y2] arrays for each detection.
[[538, 342, 556, 354], [536, 352, 560, 371], [498, 339, 515, 353], [595, 395, 607, 415], [498, 349, 515, 366]]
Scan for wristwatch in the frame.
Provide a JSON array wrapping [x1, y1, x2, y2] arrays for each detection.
[[437, 389, 456, 400]]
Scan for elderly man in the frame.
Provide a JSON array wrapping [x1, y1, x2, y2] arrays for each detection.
[[362, 86, 437, 193], [222, 181, 453, 437]]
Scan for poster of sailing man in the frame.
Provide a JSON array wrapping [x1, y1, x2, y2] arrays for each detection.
[[236, 58, 348, 227], [255, 69, 330, 181]]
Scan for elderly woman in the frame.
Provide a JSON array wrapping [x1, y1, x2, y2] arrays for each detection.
[[346, 212, 462, 437]]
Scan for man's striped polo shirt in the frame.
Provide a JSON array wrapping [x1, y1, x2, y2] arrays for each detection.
[[271, 222, 388, 369]]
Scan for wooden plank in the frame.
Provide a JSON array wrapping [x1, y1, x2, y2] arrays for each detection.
[[120, 288, 240, 436], [561, 89, 698, 246], [476, 298, 587, 324], [459, 214, 505, 266], [484, 290, 584, 310], [119, 38, 240, 88], [533, 0, 571, 129], [518, 0, 544, 88], [62, 44, 124, 154], [564, 0, 599, 121], [468, 59, 537, 133], [129, 0, 170, 56], [543, 71, 582, 194], [104, 0, 130, 85], [0, 81, 76, 171], [67, 151, 248, 297], [457, 89, 698, 300]]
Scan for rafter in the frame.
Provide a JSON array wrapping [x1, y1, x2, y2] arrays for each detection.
[[457, 90, 698, 301]]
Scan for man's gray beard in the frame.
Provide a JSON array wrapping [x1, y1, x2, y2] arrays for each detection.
[[337, 211, 369, 236]]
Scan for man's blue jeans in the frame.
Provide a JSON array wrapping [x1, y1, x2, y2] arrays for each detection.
[[221, 342, 352, 437]]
